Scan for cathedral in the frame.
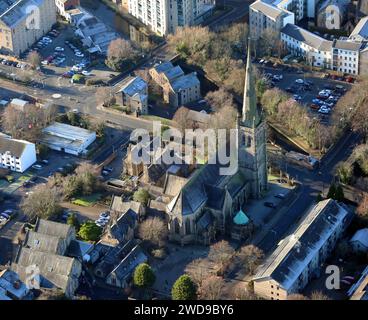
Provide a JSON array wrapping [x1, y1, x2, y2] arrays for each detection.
[[165, 43, 268, 244]]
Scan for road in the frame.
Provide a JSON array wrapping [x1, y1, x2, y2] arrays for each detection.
[[256, 130, 361, 254]]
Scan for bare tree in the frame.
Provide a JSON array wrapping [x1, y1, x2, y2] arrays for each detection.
[[200, 276, 225, 300], [237, 245, 264, 275], [172, 106, 191, 132], [287, 293, 309, 300], [210, 104, 238, 131], [138, 217, 168, 247], [185, 258, 210, 290], [96, 87, 115, 107], [309, 291, 330, 300], [357, 194, 368, 219], [107, 38, 136, 64], [21, 184, 62, 221], [27, 51, 41, 69], [205, 88, 234, 113], [208, 240, 235, 271]]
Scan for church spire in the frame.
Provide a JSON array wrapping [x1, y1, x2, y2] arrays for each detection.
[[242, 39, 261, 128]]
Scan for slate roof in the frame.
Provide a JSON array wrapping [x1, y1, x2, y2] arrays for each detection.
[[110, 197, 142, 214], [333, 39, 362, 51], [253, 199, 349, 290], [170, 72, 200, 92], [109, 244, 147, 280], [163, 174, 188, 197], [118, 76, 147, 97], [197, 211, 213, 231], [12, 247, 78, 292], [350, 228, 368, 248], [23, 230, 63, 254], [350, 16, 368, 40], [0, 136, 29, 158], [250, 0, 285, 20], [227, 171, 247, 198], [163, 66, 184, 82], [281, 23, 333, 51], [152, 61, 174, 74], [35, 219, 73, 239], [0, 0, 44, 28], [67, 240, 94, 260], [110, 209, 137, 243]]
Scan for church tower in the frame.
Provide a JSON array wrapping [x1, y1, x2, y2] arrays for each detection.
[[238, 40, 268, 198]]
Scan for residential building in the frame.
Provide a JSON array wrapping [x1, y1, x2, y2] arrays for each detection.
[[249, 0, 295, 39], [316, 0, 349, 30], [40, 122, 96, 155], [349, 16, 368, 41], [281, 24, 333, 68], [0, 0, 57, 56], [0, 136, 36, 172], [127, 0, 214, 36], [163, 72, 201, 108], [55, 0, 80, 18], [350, 228, 368, 252], [9, 98, 32, 112], [332, 39, 361, 74], [149, 61, 176, 86], [253, 199, 350, 300], [165, 44, 268, 244], [348, 265, 368, 300], [116, 76, 148, 115], [0, 269, 29, 300], [11, 219, 82, 298]]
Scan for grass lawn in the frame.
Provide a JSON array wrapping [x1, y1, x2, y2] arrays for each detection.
[[72, 193, 102, 207], [141, 115, 172, 127]]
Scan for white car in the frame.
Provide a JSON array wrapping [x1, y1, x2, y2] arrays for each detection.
[[318, 107, 330, 114], [81, 70, 91, 76], [295, 79, 304, 84], [32, 164, 43, 170], [54, 47, 64, 52], [41, 60, 48, 65], [42, 37, 52, 43], [75, 52, 84, 58]]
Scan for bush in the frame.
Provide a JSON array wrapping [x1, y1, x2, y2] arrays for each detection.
[[171, 275, 197, 300], [133, 188, 150, 206], [78, 221, 102, 242], [151, 248, 166, 259], [133, 263, 156, 288], [67, 213, 80, 231]]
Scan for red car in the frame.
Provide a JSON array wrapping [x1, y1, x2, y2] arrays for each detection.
[[46, 55, 54, 63]]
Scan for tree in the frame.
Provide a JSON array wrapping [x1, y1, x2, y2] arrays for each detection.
[[205, 88, 234, 113], [133, 188, 150, 206], [309, 291, 330, 300], [173, 106, 191, 133], [200, 276, 224, 300], [133, 263, 156, 288], [106, 38, 136, 70], [335, 184, 345, 202], [185, 258, 209, 290], [327, 183, 337, 199], [27, 51, 41, 69], [336, 163, 353, 184], [357, 194, 368, 224], [37, 144, 50, 160], [67, 213, 80, 231], [96, 87, 115, 107], [138, 217, 168, 247], [210, 104, 238, 131], [21, 184, 62, 221], [171, 275, 197, 300], [78, 221, 102, 242], [208, 240, 235, 271], [237, 245, 264, 275]]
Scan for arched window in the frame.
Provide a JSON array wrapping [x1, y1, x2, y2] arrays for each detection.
[[173, 218, 180, 234], [247, 136, 252, 147]]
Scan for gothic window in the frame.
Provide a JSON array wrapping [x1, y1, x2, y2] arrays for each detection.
[[247, 136, 252, 147], [241, 133, 246, 146]]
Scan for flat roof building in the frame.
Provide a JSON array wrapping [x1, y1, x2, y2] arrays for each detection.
[[40, 122, 96, 156]]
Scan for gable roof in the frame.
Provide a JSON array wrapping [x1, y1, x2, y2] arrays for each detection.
[[281, 23, 333, 51], [35, 219, 73, 239], [118, 76, 147, 97], [152, 61, 174, 74], [350, 16, 368, 40], [253, 199, 349, 290], [250, 0, 285, 20], [333, 39, 363, 51], [350, 228, 368, 248], [163, 66, 184, 82], [170, 72, 200, 92], [23, 230, 63, 254], [0, 136, 31, 158]]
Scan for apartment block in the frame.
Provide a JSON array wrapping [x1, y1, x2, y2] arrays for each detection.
[[0, 0, 57, 56], [128, 0, 214, 36], [253, 199, 350, 300], [0, 135, 37, 172]]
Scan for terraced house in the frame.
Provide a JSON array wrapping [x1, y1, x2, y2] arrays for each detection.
[[0, 0, 56, 56]]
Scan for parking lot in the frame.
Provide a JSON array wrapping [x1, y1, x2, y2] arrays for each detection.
[[257, 62, 352, 124]]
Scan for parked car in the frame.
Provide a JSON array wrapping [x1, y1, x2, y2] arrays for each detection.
[[32, 164, 42, 170], [100, 211, 110, 219], [81, 70, 91, 76], [310, 104, 320, 110], [295, 78, 304, 84], [54, 46, 64, 52], [293, 94, 302, 101]]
